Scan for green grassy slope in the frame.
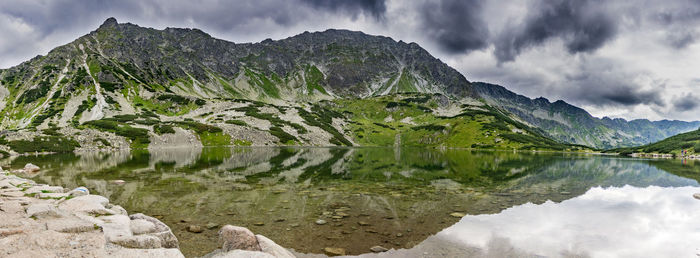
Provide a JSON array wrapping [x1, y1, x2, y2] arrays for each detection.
[[609, 128, 700, 156]]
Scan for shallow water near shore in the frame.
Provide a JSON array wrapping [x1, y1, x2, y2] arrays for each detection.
[[2, 147, 699, 257]]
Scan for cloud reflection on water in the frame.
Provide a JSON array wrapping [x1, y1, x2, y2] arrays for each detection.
[[435, 186, 700, 257]]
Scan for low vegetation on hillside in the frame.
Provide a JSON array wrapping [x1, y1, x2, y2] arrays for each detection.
[[609, 128, 700, 156]]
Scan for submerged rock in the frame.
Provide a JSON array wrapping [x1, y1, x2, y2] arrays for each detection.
[[370, 245, 389, 252], [323, 247, 346, 256], [450, 212, 466, 218], [206, 222, 220, 229], [315, 219, 327, 225], [187, 225, 204, 233]]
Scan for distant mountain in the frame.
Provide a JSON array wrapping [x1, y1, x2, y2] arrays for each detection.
[[473, 82, 700, 149], [609, 128, 700, 156]]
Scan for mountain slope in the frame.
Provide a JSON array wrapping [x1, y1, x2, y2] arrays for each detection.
[[0, 18, 584, 155], [609, 128, 700, 156], [473, 82, 700, 149]]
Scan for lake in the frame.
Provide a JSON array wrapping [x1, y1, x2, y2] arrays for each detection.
[[2, 147, 699, 257]]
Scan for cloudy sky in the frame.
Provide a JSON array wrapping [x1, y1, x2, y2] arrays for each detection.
[[0, 0, 699, 121]]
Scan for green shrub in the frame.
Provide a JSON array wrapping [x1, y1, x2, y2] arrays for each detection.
[[269, 126, 298, 144], [84, 119, 150, 148], [411, 124, 446, 131], [154, 124, 175, 135], [225, 120, 247, 126], [174, 121, 223, 134], [6, 136, 80, 153]]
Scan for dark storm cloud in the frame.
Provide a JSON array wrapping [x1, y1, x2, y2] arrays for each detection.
[[560, 69, 665, 108], [420, 0, 489, 53], [673, 93, 699, 111], [299, 0, 387, 18], [494, 0, 617, 62], [652, 4, 700, 49]]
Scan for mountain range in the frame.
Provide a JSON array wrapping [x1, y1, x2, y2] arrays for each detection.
[[0, 18, 696, 153]]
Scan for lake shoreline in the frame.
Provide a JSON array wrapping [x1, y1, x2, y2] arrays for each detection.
[[0, 165, 298, 258]]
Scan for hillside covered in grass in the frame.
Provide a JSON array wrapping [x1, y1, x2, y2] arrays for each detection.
[[609, 128, 700, 156]]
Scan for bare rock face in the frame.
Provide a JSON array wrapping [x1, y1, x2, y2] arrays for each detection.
[[219, 225, 261, 252]]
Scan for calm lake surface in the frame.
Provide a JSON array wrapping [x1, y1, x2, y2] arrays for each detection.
[[2, 147, 699, 257]]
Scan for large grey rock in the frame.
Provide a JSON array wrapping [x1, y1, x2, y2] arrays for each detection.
[[219, 225, 261, 252], [107, 204, 128, 215], [0, 201, 23, 214], [101, 215, 133, 243], [26, 203, 64, 218], [24, 163, 40, 173], [130, 219, 157, 235], [129, 213, 179, 248], [58, 194, 113, 215], [25, 185, 64, 194], [370, 245, 389, 252], [110, 234, 162, 249], [46, 217, 97, 233], [256, 234, 295, 258]]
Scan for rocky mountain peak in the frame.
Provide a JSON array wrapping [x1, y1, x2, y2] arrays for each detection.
[[99, 17, 118, 29]]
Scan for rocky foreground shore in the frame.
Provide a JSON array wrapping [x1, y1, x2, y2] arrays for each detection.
[[0, 164, 297, 258]]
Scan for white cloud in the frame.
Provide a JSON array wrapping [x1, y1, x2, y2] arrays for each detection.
[[438, 186, 700, 257]]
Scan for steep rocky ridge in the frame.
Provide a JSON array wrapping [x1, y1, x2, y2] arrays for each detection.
[[473, 82, 700, 149]]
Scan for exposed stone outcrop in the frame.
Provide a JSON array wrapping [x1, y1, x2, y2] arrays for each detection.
[[0, 167, 184, 257]]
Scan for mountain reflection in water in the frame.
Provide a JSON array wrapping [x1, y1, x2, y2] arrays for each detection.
[[1, 147, 698, 257]]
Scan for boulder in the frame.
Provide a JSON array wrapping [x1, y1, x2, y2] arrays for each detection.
[[219, 225, 261, 252], [693, 193, 700, 200], [58, 194, 113, 215], [129, 213, 179, 248], [323, 247, 346, 256], [370, 245, 389, 252], [46, 217, 97, 233], [130, 219, 157, 235], [187, 225, 204, 233], [256, 234, 295, 258], [110, 234, 162, 249], [26, 203, 64, 218], [450, 212, 466, 218], [24, 163, 40, 173]]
